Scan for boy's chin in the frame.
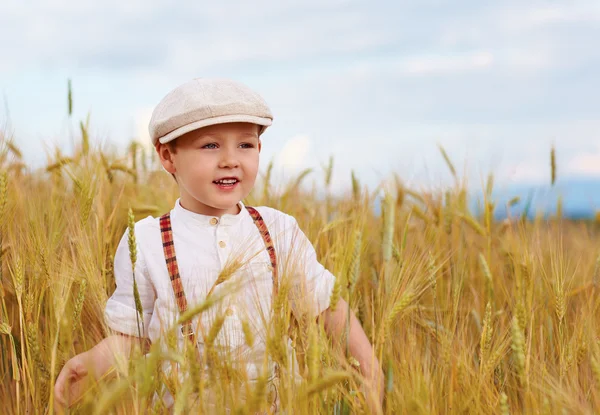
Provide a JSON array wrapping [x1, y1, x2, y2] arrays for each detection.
[[206, 199, 242, 211]]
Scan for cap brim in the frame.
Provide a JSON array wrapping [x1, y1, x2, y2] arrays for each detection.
[[157, 114, 272, 144]]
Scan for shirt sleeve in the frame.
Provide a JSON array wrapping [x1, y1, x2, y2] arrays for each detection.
[[104, 228, 156, 338], [277, 214, 336, 318]]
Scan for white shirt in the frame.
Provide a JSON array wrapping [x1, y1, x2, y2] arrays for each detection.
[[105, 199, 335, 374]]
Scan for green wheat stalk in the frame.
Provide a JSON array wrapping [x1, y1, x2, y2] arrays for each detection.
[[128, 208, 145, 340]]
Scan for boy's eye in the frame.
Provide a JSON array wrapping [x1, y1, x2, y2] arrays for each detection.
[[240, 143, 255, 149], [202, 143, 218, 149]]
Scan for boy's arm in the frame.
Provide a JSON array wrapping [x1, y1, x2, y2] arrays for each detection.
[[320, 298, 384, 412]]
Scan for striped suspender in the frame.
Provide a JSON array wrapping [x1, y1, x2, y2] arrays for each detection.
[[159, 214, 196, 342], [159, 207, 278, 345], [245, 206, 279, 298]]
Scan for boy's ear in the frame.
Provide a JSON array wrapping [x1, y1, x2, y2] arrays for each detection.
[[258, 139, 262, 153], [155, 143, 177, 174]]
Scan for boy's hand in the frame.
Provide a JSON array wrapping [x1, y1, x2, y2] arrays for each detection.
[[54, 351, 92, 411], [359, 370, 384, 415], [320, 299, 384, 413], [54, 334, 141, 412]]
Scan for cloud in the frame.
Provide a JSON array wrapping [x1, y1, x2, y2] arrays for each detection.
[[402, 51, 494, 75], [519, 4, 600, 26], [277, 135, 311, 171], [0, 0, 395, 75], [567, 153, 600, 176], [134, 108, 154, 150]]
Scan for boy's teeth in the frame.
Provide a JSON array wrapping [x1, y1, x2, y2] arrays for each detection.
[[216, 179, 237, 184]]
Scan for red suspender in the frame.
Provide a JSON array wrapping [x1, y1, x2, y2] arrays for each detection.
[[245, 206, 279, 298], [159, 207, 278, 345], [159, 214, 196, 342]]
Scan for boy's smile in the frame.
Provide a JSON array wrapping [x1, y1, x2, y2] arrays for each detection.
[[156, 122, 262, 217]]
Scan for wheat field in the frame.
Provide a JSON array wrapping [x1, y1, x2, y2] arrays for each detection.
[[0, 126, 599, 414]]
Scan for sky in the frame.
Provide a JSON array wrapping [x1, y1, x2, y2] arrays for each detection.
[[1, 0, 599, 192]]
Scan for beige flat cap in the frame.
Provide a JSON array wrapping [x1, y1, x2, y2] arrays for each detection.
[[149, 78, 273, 145]]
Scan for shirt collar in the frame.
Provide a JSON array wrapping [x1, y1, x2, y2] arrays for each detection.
[[173, 198, 247, 227]]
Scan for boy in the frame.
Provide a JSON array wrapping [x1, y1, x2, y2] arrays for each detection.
[[54, 78, 383, 412]]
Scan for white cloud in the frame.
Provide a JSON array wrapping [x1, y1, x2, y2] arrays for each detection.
[[566, 153, 600, 176], [134, 108, 154, 150], [500, 161, 549, 183], [403, 51, 494, 75], [277, 135, 311, 171], [524, 4, 600, 25], [0, 0, 394, 76]]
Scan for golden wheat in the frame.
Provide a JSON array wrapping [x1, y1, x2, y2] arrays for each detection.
[[0, 131, 599, 414]]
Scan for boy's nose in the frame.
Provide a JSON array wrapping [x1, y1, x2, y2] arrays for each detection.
[[218, 148, 239, 168]]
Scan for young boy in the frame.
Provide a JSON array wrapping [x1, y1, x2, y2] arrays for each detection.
[[54, 78, 383, 412]]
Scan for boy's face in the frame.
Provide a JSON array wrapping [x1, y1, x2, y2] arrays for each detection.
[[156, 122, 262, 216]]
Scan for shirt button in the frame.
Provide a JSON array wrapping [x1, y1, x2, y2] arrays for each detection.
[[210, 218, 219, 225], [219, 241, 226, 248], [225, 307, 234, 317]]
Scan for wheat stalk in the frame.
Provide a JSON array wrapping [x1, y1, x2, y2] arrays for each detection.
[[459, 213, 486, 236], [0, 170, 7, 222], [479, 254, 494, 305], [411, 204, 430, 224], [303, 370, 350, 396], [483, 345, 505, 376], [127, 208, 144, 339], [351, 170, 360, 201], [6, 140, 23, 159], [0, 321, 11, 335], [499, 392, 509, 415], [438, 144, 457, 181], [348, 230, 362, 294], [206, 314, 226, 346], [207, 259, 241, 298], [13, 256, 24, 300], [128, 142, 139, 171], [241, 319, 254, 348], [479, 302, 493, 369], [262, 159, 274, 203], [109, 163, 138, 181], [554, 276, 566, 324], [72, 278, 87, 333], [323, 156, 334, 188], [550, 145, 556, 186], [381, 192, 395, 265], [511, 315, 526, 386], [385, 291, 416, 338], [308, 325, 319, 382], [67, 79, 73, 116], [172, 380, 193, 415], [247, 371, 268, 412], [80, 118, 90, 156], [24, 291, 33, 322], [591, 354, 600, 390], [26, 323, 50, 380], [46, 157, 74, 172], [329, 275, 342, 312], [593, 252, 600, 287]]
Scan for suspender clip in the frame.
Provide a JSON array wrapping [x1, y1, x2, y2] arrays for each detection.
[[181, 324, 194, 338]]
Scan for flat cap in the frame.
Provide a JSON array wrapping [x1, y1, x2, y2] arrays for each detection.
[[149, 78, 273, 145]]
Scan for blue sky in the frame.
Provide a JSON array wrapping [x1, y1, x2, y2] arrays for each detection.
[[1, 0, 599, 191]]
